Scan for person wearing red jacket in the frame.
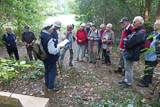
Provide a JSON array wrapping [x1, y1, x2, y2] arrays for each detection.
[[76, 23, 87, 61], [114, 17, 134, 75]]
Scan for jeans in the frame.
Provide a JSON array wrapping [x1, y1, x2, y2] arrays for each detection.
[[60, 48, 73, 65], [7, 47, 19, 60], [124, 59, 134, 85], [44, 63, 57, 89], [76, 44, 85, 59], [142, 61, 157, 85], [89, 45, 98, 63]]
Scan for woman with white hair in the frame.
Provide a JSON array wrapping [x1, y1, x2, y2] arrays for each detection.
[[101, 23, 114, 64], [137, 20, 160, 87]]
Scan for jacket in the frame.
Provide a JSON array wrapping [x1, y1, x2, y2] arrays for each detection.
[[64, 31, 73, 49], [76, 29, 87, 45], [120, 24, 134, 49], [40, 30, 59, 65], [145, 32, 160, 61], [123, 26, 147, 61], [22, 31, 36, 43], [88, 29, 100, 46], [3, 32, 17, 48]]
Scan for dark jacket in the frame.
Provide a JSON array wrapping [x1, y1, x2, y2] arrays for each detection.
[[2, 32, 17, 48], [22, 31, 36, 43], [123, 26, 146, 61], [40, 31, 59, 65], [51, 29, 58, 44]]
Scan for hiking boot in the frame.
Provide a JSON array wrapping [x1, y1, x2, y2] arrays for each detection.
[[114, 68, 123, 73], [75, 58, 79, 61], [137, 81, 149, 87], [69, 63, 73, 66], [120, 82, 131, 88], [119, 81, 126, 84]]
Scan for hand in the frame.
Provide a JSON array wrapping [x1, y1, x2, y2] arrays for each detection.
[[24, 42, 27, 46], [59, 46, 64, 49], [90, 38, 94, 41], [157, 57, 160, 62]]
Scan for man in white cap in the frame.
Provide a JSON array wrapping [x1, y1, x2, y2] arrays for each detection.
[[76, 23, 87, 61], [51, 21, 62, 45]]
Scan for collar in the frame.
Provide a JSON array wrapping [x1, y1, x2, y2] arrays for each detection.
[[42, 30, 51, 35]]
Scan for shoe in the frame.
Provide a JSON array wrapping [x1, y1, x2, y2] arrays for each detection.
[[89, 61, 93, 63], [114, 68, 123, 73], [137, 81, 149, 87], [119, 81, 126, 84], [75, 58, 79, 61], [69, 63, 73, 66], [119, 82, 131, 88]]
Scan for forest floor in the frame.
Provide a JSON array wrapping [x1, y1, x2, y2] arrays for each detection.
[[0, 44, 160, 107]]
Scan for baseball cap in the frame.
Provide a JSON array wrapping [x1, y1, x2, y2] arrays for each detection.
[[120, 17, 129, 23]]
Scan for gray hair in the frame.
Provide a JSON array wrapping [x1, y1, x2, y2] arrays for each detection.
[[106, 23, 112, 28], [133, 16, 144, 24]]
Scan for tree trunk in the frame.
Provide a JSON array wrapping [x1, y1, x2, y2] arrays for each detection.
[[156, 0, 160, 20], [144, 0, 152, 21]]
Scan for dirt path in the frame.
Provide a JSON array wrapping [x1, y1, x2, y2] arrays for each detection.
[[0, 45, 160, 106]]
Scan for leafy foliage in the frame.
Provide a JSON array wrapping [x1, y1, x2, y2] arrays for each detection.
[[0, 58, 44, 83]]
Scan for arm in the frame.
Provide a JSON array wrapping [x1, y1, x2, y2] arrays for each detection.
[[2, 34, 9, 46], [127, 32, 146, 49], [47, 39, 60, 55]]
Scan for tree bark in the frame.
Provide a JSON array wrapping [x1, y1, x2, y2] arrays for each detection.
[[156, 0, 160, 20], [144, 0, 152, 21]]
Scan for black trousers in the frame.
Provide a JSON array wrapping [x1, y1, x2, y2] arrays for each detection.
[[26, 47, 34, 61], [142, 61, 158, 85], [103, 49, 111, 64], [7, 47, 19, 60]]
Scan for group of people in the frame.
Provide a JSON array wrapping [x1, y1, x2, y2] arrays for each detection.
[[2, 16, 160, 91]]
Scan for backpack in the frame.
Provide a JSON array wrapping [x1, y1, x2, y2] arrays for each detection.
[[33, 39, 47, 61]]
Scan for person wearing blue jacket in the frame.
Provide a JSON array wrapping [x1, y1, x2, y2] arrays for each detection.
[[2, 27, 19, 60], [137, 20, 160, 87], [40, 23, 63, 92]]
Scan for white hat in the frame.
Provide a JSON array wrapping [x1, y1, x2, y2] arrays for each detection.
[[54, 21, 62, 27], [81, 23, 85, 27]]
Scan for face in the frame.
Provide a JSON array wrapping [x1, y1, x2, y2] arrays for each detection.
[[106, 26, 111, 31], [154, 23, 160, 31], [6, 28, 11, 33], [25, 28, 29, 32], [67, 25, 72, 31], [121, 21, 128, 29], [92, 26, 96, 30], [87, 24, 90, 28], [55, 26, 61, 30], [133, 20, 142, 28], [80, 26, 85, 30]]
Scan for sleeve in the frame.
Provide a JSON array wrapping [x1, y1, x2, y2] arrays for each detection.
[[76, 31, 79, 41], [32, 32, 37, 40], [127, 32, 146, 49], [47, 39, 60, 55], [21, 32, 25, 42], [2, 34, 8, 46], [111, 32, 115, 43], [13, 33, 17, 41]]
